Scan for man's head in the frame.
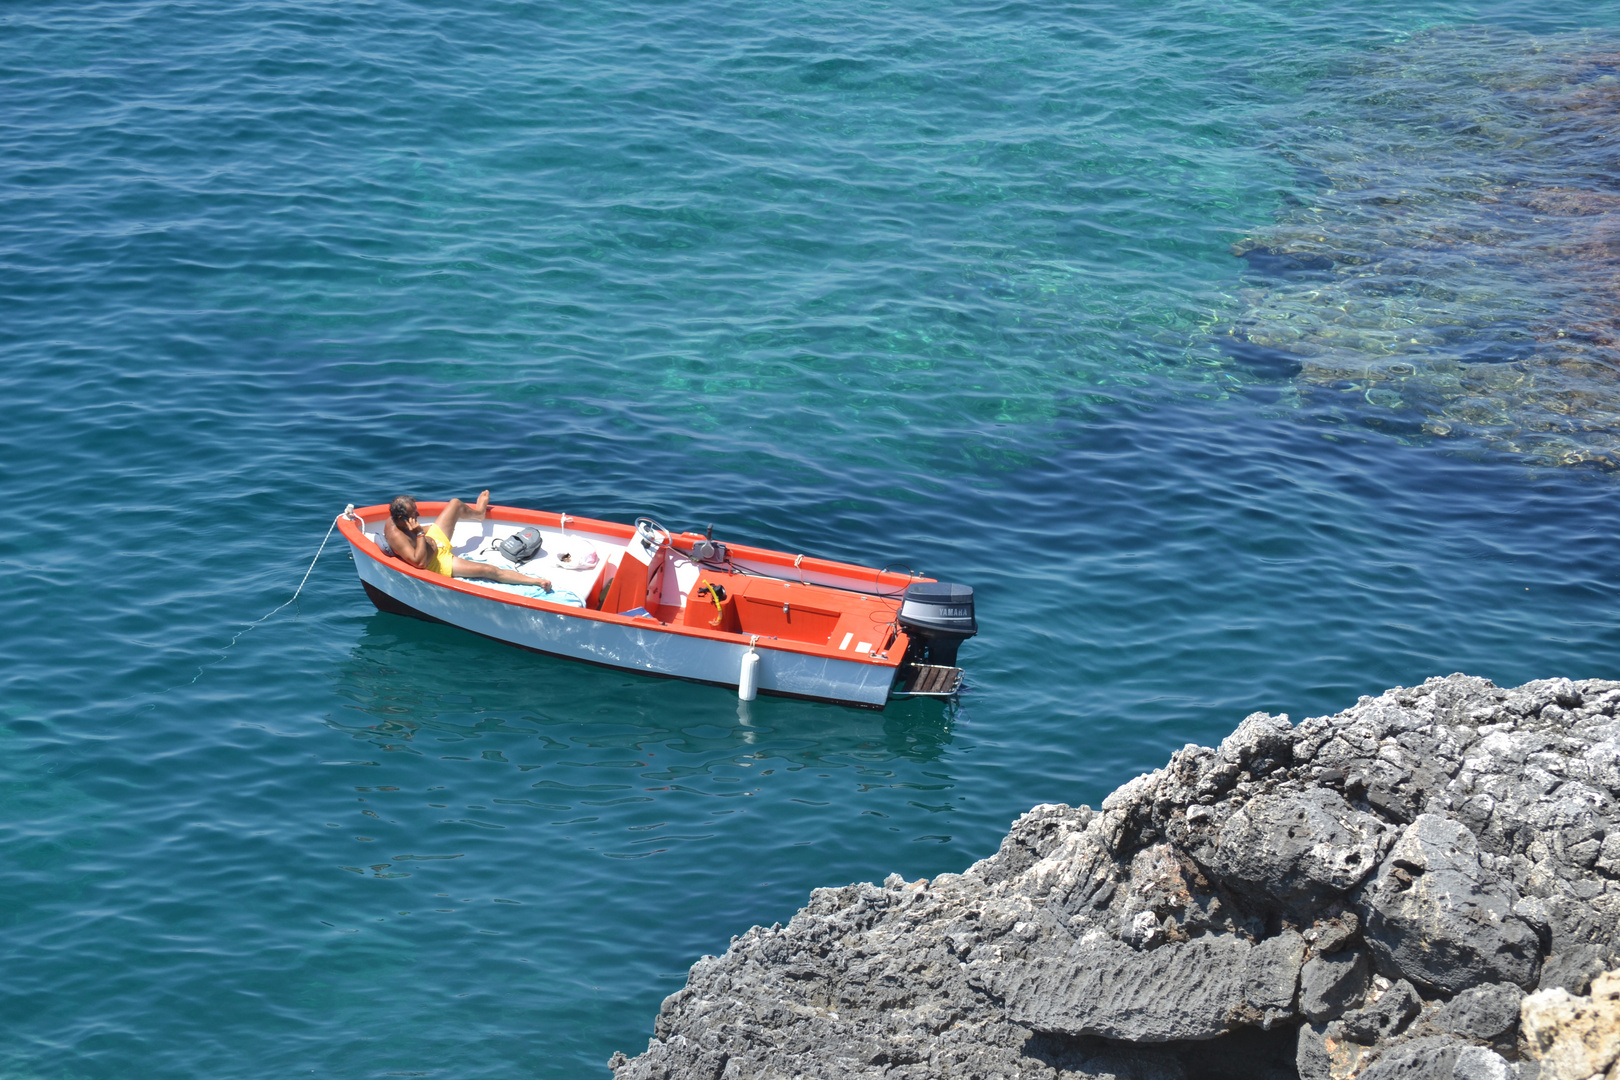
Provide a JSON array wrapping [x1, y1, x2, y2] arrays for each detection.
[[390, 495, 419, 527]]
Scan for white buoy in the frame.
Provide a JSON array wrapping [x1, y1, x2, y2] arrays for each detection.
[[738, 642, 760, 701]]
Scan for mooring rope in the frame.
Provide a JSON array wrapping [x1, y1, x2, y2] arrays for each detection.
[[175, 508, 347, 688]]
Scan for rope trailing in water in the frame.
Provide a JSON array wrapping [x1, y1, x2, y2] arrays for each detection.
[[178, 509, 345, 687]]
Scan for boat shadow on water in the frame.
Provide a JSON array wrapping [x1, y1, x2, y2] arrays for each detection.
[[323, 615, 960, 774]]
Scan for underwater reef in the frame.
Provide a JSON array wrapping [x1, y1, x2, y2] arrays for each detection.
[[1221, 30, 1620, 469], [612, 675, 1620, 1078]]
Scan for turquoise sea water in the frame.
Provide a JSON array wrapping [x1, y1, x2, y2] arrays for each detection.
[[7, 0, 1620, 1075]]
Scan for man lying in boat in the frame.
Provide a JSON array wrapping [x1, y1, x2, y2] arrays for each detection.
[[385, 492, 553, 592]]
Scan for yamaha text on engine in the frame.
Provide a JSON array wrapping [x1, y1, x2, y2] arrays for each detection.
[[892, 582, 977, 698]]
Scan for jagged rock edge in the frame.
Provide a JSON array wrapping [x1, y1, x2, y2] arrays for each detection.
[[611, 675, 1620, 1080]]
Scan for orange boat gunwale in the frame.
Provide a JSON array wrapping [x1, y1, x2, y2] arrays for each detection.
[[337, 503, 923, 665]]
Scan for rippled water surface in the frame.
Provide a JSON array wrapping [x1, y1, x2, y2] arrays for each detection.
[[6, 0, 1620, 1076]]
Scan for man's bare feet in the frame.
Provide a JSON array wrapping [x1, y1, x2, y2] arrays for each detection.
[[471, 490, 491, 518], [450, 558, 553, 591]]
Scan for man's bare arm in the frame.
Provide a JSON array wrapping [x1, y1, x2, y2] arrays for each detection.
[[384, 520, 433, 569]]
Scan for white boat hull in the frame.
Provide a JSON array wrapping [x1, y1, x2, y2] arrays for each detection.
[[350, 550, 900, 707]]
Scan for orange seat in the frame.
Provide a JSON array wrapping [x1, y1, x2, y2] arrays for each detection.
[[598, 554, 649, 614]]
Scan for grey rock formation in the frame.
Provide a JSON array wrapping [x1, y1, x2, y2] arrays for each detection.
[[1360, 814, 1541, 994], [1301, 949, 1371, 1022], [1248, 930, 1308, 1019], [978, 936, 1252, 1041], [1354, 1035, 1489, 1080], [612, 676, 1620, 1080], [1204, 790, 1387, 907], [1339, 980, 1422, 1044], [1431, 984, 1525, 1041]]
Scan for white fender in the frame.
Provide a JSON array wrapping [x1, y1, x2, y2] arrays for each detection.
[[738, 645, 760, 701]]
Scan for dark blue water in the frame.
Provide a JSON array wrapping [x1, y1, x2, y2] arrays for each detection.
[[5, 1, 1620, 1076]]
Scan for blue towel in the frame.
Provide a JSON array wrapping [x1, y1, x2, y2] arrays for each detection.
[[455, 549, 588, 607], [477, 581, 585, 607]]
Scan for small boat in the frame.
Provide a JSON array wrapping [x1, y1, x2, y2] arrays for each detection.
[[336, 503, 977, 709]]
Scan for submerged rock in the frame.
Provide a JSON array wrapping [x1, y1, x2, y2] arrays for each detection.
[[1216, 31, 1620, 471], [610, 675, 1620, 1080]]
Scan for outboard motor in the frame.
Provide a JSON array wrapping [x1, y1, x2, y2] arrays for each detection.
[[897, 582, 977, 667]]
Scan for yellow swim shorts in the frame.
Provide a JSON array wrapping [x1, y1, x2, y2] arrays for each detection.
[[425, 524, 455, 577]]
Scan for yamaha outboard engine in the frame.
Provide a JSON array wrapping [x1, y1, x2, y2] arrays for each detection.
[[897, 582, 977, 667]]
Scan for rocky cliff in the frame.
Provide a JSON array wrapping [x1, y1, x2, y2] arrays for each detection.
[[610, 675, 1620, 1080]]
